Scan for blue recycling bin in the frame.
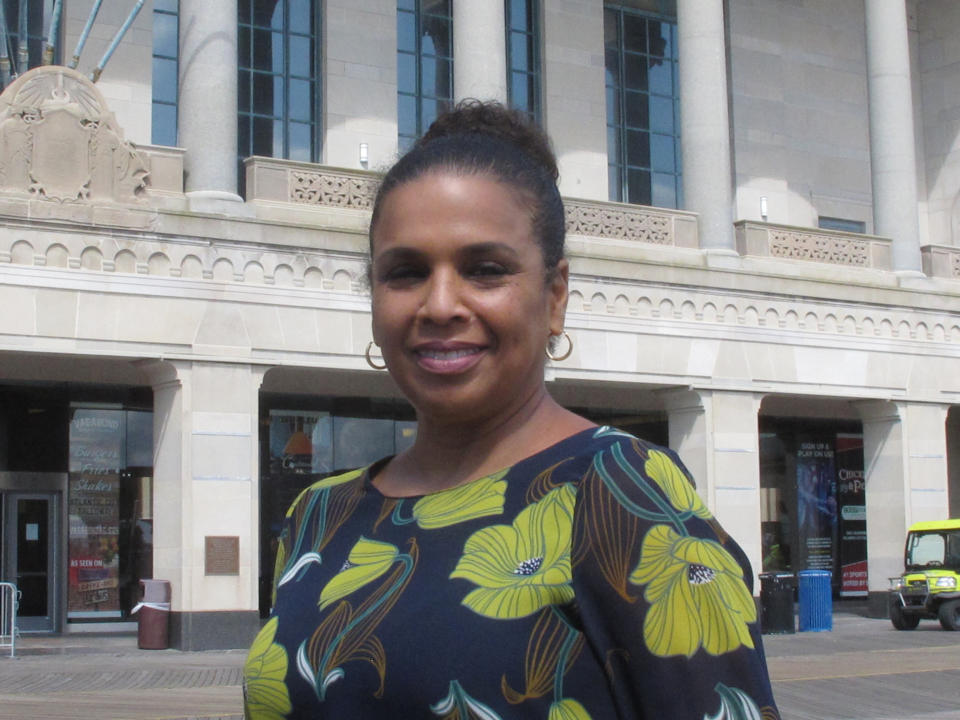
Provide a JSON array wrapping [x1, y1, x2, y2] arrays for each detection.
[[797, 570, 832, 631]]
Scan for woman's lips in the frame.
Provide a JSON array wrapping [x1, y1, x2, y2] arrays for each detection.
[[413, 344, 485, 374]]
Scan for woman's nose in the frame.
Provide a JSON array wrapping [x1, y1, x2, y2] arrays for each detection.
[[420, 270, 466, 324]]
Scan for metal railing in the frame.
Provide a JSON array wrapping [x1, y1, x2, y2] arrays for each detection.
[[1, 581, 20, 657]]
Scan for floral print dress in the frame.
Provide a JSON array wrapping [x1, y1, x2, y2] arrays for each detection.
[[244, 426, 781, 719]]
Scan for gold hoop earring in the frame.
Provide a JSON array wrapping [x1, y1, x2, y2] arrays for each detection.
[[365, 341, 387, 370], [545, 331, 573, 362]]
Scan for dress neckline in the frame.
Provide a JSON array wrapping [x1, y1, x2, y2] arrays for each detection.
[[362, 424, 603, 500]]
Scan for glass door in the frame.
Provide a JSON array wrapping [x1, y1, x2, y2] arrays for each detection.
[[2, 493, 59, 632]]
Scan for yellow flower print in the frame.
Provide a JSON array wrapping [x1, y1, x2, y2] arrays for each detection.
[[630, 524, 756, 658], [412, 470, 508, 529], [286, 468, 364, 518], [644, 450, 712, 519], [244, 617, 292, 720], [319, 537, 399, 610], [548, 698, 593, 720], [451, 484, 576, 619]]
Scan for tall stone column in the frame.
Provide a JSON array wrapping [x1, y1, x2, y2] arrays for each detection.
[[676, 0, 734, 252], [178, 0, 241, 203], [865, 0, 922, 273], [857, 400, 950, 614], [453, 0, 507, 102], [143, 359, 266, 650], [664, 389, 764, 588]]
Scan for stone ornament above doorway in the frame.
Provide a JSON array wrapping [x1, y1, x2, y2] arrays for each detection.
[[0, 66, 148, 204]]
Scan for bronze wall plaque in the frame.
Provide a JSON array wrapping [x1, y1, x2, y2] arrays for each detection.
[[204, 536, 240, 576]]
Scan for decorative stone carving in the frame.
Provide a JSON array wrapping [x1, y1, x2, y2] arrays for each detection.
[[565, 200, 673, 245], [0, 66, 148, 203], [768, 229, 869, 266], [289, 170, 377, 209]]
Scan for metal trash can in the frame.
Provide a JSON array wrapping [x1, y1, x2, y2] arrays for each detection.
[[134, 579, 171, 649], [797, 569, 832, 632], [759, 572, 795, 634]]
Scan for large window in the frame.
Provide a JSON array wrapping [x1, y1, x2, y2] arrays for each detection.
[[397, 0, 453, 153], [238, 0, 321, 163], [505, 0, 540, 122], [151, 0, 179, 147], [604, 6, 681, 208], [0, 0, 46, 93]]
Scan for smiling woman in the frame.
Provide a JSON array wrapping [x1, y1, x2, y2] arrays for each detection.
[[243, 101, 782, 720]]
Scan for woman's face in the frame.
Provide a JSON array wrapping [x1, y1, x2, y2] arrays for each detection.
[[370, 171, 568, 427]]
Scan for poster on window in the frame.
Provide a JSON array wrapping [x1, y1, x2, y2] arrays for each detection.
[[68, 410, 123, 618], [796, 440, 838, 572], [268, 410, 333, 475], [836, 433, 867, 596]]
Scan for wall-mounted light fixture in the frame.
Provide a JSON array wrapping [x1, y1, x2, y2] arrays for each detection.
[[359, 143, 369, 167], [760, 196, 768, 222]]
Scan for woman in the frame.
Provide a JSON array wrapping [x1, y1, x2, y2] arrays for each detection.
[[244, 101, 781, 719]]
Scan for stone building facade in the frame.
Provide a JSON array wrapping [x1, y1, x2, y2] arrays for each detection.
[[0, 0, 958, 649]]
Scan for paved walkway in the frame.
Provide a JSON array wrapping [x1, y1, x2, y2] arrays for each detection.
[[1, 611, 958, 719]]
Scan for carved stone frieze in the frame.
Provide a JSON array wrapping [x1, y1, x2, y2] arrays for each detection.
[[565, 200, 673, 245], [768, 229, 869, 266], [0, 66, 148, 203], [289, 170, 377, 209]]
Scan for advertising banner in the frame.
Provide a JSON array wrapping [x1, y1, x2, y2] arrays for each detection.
[[68, 410, 123, 618], [268, 410, 333, 476], [836, 433, 867, 596], [796, 439, 838, 572]]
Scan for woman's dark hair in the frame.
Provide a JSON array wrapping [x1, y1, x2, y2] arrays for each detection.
[[369, 100, 565, 270]]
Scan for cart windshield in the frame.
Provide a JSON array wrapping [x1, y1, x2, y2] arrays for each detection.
[[906, 529, 960, 571]]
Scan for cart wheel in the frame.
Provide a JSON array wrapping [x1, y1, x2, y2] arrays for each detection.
[[890, 601, 920, 630], [937, 599, 960, 631]]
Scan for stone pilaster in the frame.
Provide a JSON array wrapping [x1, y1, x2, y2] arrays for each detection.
[[865, 0, 922, 273], [178, 0, 241, 202], [453, 0, 507, 103], [677, 0, 734, 251], [664, 389, 764, 589], [142, 359, 266, 650]]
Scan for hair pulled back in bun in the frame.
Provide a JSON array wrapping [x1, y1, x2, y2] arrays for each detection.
[[369, 100, 565, 271]]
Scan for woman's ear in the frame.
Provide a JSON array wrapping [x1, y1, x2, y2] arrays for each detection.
[[548, 259, 569, 336]]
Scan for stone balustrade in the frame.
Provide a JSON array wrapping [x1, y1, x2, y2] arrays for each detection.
[[921, 244, 960, 280], [735, 220, 893, 271]]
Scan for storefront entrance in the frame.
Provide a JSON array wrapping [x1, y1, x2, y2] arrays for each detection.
[[0, 473, 66, 633]]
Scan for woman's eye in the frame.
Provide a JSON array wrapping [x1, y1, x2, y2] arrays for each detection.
[[468, 262, 509, 278], [381, 265, 425, 283]]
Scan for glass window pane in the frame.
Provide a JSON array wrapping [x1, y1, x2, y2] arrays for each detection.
[[238, 114, 251, 156], [252, 29, 274, 70], [252, 73, 276, 115], [648, 20, 671, 58], [290, 0, 311, 31], [272, 31, 284, 70], [608, 165, 622, 202], [604, 7, 619, 48], [605, 48, 620, 87], [153, 12, 177, 57], [649, 57, 672, 96], [623, 13, 647, 54], [398, 0, 415, 10], [253, 116, 273, 155], [238, 26, 252, 67], [624, 53, 647, 91], [273, 76, 285, 118], [289, 34, 312, 77], [627, 129, 650, 169], [397, 11, 416, 52], [650, 133, 675, 172], [252, 0, 274, 28], [627, 168, 652, 206], [156, 0, 178, 12], [398, 93, 417, 137], [625, 90, 648, 129], [422, 16, 451, 58], [421, 97, 440, 131], [289, 78, 312, 122], [649, 94, 674, 134], [288, 122, 312, 161], [152, 57, 177, 104], [421, 56, 451, 99], [607, 126, 621, 164], [606, 87, 621, 128], [424, 0, 451, 16], [510, 31, 529, 72], [652, 172, 677, 208], [511, 71, 529, 110], [151, 104, 177, 147], [510, 0, 527, 32], [238, 69, 251, 111], [398, 52, 416, 93]]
